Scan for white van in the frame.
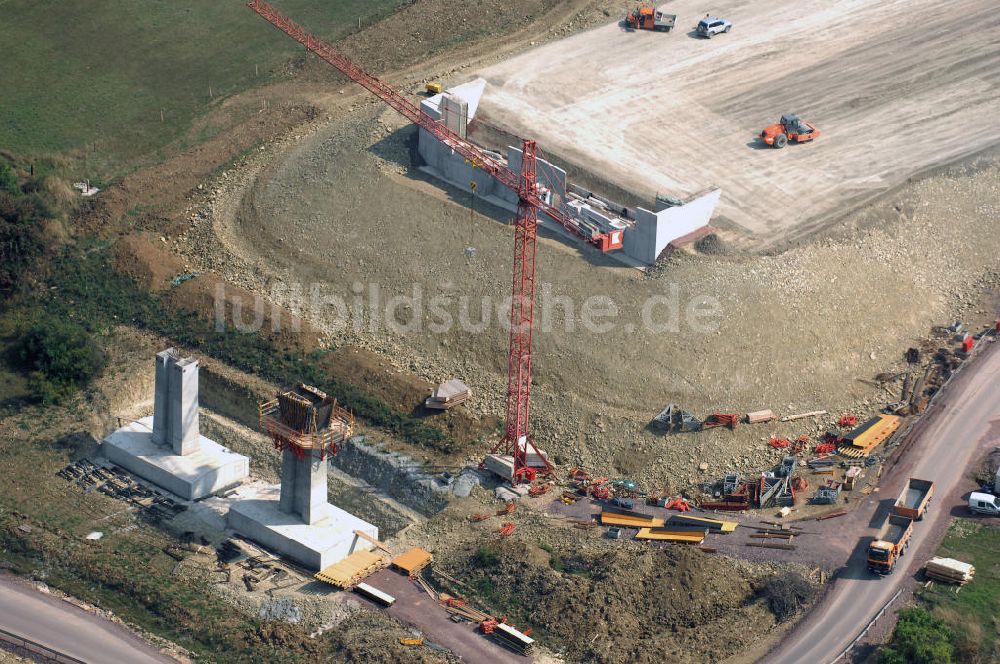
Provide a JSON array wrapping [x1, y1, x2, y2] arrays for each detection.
[[968, 491, 1000, 516]]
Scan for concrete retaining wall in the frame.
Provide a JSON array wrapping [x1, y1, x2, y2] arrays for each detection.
[[331, 436, 452, 516], [623, 189, 721, 264]]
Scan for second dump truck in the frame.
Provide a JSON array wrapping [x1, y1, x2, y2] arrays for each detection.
[[894, 478, 934, 520], [867, 514, 913, 575]]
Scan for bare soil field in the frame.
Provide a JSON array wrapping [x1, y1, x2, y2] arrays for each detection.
[[181, 98, 1000, 492], [474, 0, 1000, 246]]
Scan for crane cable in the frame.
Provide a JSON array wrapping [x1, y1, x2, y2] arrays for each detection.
[[465, 180, 478, 262]]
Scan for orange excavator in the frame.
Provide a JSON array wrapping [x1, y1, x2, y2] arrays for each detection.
[[625, 5, 676, 32]]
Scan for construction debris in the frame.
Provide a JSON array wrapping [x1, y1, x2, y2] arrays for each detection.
[[425, 379, 471, 410], [559, 491, 579, 504], [650, 404, 702, 433], [776, 456, 797, 478], [354, 529, 392, 553], [924, 557, 975, 585], [780, 410, 827, 422], [528, 483, 552, 497], [482, 620, 535, 656], [703, 413, 740, 429], [746, 542, 797, 551], [843, 466, 863, 491], [746, 409, 776, 424], [837, 414, 858, 428], [813, 481, 842, 504], [441, 592, 535, 655], [660, 497, 691, 511], [57, 458, 187, 524], [496, 522, 516, 537]]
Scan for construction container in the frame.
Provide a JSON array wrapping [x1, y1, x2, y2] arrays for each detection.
[[491, 623, 535, 655], [893, 478, 934, 520], [354, 582, 396, 607]]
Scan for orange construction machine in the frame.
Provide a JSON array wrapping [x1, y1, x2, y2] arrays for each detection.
[[760, 114, 820, 148], [867, 514, 913, 575], [625, 5, 676, 32]]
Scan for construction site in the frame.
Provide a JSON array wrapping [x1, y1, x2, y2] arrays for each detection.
[[2, 0, 1000, 662]]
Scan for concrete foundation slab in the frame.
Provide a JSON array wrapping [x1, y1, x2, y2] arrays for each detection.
[[227, 498, 378, 570], [102, 416, 249, 501]]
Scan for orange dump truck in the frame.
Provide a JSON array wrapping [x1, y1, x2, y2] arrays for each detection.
[[893, 478, 934, 520], [867, 514, 913, 575]]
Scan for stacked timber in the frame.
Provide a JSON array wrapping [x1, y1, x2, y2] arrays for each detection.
[[425, 379, 471, 410], [925, 557, 975, 585]]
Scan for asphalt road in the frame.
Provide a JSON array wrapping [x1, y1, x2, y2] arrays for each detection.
[[766, 340, 1000, 664], [0, 575, 174, 664]]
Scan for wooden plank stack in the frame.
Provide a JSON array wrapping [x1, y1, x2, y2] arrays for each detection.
[[425, 379, 471, 410], [924, 557, 975, 585], [314, 550, 385, 588]]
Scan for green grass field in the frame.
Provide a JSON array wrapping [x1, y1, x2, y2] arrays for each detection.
[[917, 518, 1000, 661], [0, 0, 404, 180]]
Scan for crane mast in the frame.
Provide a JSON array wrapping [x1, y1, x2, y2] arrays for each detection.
[[248, 0, 557, 483], [499, 140, 544, 484]]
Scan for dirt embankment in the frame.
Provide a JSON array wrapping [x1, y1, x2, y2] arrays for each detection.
[[438, 538, 816, 664], [190, 91, 1000, 492]]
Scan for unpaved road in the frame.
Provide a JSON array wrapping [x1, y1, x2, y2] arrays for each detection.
[[476, 0, 1000, 246], [348, 568, 525, 664], [0, 575, 174, 664], [765, 340, 1000, 664]]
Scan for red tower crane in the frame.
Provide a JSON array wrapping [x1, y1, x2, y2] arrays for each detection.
[[247, 1, 598, 484]]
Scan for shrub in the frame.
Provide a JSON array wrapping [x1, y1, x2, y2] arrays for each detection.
[[0, 192, 48, 290], [14, 316, 104, 403], [758, 571, 815, 621], [473, 546, 500, 568], [0, 163, 17, 194], [879, 607, 953, 664], [36, 245, 453, 449]]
